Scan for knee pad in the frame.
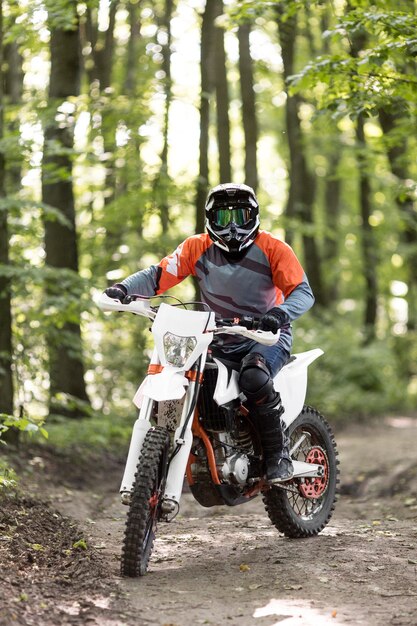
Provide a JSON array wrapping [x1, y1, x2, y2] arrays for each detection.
[[238, 353, 275, 405]]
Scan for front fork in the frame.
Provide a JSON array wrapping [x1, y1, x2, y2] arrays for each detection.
[[120, 377, 199, 512]]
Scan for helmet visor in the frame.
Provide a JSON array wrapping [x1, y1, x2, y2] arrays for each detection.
[[211, 206, 253, 228]]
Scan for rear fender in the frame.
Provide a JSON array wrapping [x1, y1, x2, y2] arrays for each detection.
[[274, 349, 323, 427]]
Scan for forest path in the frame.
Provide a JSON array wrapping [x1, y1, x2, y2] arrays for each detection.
[[27, 417, 417, 625]]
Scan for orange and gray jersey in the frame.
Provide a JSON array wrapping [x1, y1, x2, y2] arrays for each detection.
[[121, 231, 314, 353]]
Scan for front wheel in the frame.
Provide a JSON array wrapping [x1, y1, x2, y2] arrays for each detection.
[[263, 406, 339, 538], [121, 426, 170, 577]]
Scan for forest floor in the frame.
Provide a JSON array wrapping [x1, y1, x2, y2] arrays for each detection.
[[1, 415, 417, 626]]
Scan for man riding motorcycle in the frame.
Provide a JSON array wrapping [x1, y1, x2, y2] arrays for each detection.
[[105, 183, 314, 483]]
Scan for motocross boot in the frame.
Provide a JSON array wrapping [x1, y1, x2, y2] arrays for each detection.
[[255, 396, 294, 483], [238, 352, 293, 483]]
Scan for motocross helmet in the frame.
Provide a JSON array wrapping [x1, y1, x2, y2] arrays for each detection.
[[205, 183, 260, 253]]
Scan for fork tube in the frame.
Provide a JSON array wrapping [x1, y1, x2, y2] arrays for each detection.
[[119, 396, 153, 493], [163, 381, 198, 504]]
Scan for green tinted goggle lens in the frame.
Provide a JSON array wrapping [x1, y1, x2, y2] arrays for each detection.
[[212, 207, 252, 227]]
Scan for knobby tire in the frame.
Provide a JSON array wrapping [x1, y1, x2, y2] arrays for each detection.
[[263, 406, 340, 538], [121, 426, 170, 577]]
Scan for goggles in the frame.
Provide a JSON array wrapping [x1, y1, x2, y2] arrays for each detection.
[[211, 206, 253, 228]]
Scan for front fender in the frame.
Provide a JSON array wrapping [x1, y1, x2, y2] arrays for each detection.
[[133, 368, 189, 407]]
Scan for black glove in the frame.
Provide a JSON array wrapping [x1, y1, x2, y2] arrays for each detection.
[[104, 284, 127, 302], [259, 307, 290, 334]]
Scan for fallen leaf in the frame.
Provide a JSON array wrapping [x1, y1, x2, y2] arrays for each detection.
[[239, 564, 250, 572]]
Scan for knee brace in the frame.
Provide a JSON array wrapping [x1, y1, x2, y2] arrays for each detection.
[[238, 352, 276, 406]]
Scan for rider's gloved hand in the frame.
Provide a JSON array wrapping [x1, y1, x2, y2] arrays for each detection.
[[104, 284, 127, 302], [259, 307, 290, 334]]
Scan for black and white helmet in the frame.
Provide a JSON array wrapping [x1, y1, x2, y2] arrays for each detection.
[[205, 183, 260, 253]]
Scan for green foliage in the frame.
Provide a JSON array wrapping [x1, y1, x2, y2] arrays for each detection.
[[0, 0, 416, 446], [0, 413, 47, 492], [288, 7, 417, 117], [0, 413, 48, 442], [0, 460, 17, 491], [295, 315, 414, 421], [45, 411, 134, 450], [43, 0, 78, 30]]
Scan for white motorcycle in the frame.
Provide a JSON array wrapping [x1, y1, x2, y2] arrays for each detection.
[[97, 293, 339, 577]]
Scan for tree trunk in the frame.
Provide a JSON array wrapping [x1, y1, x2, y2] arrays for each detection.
[[349, 23, 378, 341], [238, 21, 258, 191], [213, 0, 231, 183], [275, 6, 326, 307], [323, 154, 342, 302], [195, 0, 217, 236], [42, 12, 90, 417], [4, 42, 23, 104], [82, 2, 120, 258], [124, 1, 142, 95], [0, 0, 14, 419], [355, 114, 378, 341], [83, 1, 118, 90], [379, 108, 417, 332], [154, 0, 175, 233]]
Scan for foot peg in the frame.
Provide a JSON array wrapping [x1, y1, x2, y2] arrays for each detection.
[[265, 454, 294, 484]]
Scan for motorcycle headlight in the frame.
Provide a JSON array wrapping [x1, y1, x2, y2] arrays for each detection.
[[163, 332, 197, 368]]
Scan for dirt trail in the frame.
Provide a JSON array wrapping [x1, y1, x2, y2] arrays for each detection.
[[37, 416, 417, 626], [4, 416, 417, 626]]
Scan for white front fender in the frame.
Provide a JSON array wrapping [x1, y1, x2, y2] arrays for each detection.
[[133, 368, 189, 407]]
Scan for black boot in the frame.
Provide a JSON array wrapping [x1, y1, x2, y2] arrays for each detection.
[[238, 353, 293, 483], [255, 398, 294, 483]]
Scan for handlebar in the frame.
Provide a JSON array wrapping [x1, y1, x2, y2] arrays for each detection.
[[95, 292, 279, 346], [95, 292, 157, 319]]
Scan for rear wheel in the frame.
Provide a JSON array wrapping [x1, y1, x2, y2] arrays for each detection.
[[263, 406, 339, 538], [121, 426, 170, 577]]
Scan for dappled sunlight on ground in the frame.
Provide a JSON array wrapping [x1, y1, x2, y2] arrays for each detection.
[[254, 598, 341, 625]]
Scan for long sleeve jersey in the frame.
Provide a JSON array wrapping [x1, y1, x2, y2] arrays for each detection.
[[120, 231, 314, 354]]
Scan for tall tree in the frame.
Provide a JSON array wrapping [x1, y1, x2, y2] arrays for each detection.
[[238, 20, 258, 191], [195, 0, 217, 235], [42, 4, 90, 416], [83, 0, 119, 90], [355, 113, 378, 341], [0, 0, 14, 418], [154, 0, 175, 233], [124, 0, 142, 95], [380, 108, 417, 333], [81, 1, 120, 259], [213, 0, 232, 183], [275, 4, 326, 307], [350, 22, 378, 341]]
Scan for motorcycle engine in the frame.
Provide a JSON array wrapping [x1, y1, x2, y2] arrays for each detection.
[[214, 432, 250, 486], [219, 450, 250, 485], [190, 431, 252, 486]]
